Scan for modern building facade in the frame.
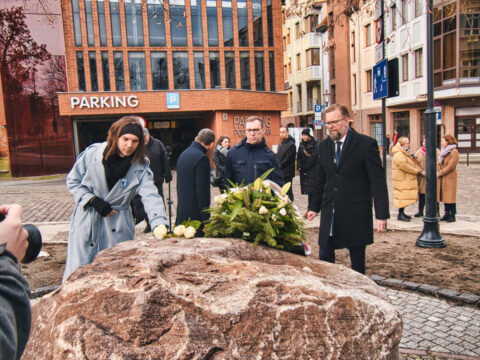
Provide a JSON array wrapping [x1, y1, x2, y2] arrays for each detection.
[[281, 0, 328, 129], [59, 0, 287, 164]]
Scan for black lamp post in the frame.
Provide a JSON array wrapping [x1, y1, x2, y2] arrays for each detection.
[[416, 0, 446, 248]]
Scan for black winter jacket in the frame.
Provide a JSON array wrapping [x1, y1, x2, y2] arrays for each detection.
[[297, 138, 320, 194], [146, 137, 172, 196], [225, 138, 284, 186], [276, 135, 296, 179]]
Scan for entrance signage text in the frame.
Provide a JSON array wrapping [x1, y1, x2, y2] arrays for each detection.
[[233, 115, 272, 137], [70, 95, 139, 109]]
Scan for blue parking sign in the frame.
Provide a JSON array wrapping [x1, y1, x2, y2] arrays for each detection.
[[373, 59, 388, 100], [166, 92, 180, 109], [314, 104, 323, 113]]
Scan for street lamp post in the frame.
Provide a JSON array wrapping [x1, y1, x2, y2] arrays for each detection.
[[416, 0, 446, 248]]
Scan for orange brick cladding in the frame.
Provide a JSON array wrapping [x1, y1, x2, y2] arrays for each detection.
[[60, 0, 286, 97]]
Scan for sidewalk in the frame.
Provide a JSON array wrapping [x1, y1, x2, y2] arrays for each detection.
[[2, 164, 479, 359]]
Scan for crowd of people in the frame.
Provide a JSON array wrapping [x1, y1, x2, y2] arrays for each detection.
[[0, 105, 461, 358]]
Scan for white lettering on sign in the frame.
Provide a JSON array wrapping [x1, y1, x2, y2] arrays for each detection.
[[70, 95, 139, 109], [232, 115, 272, 136]]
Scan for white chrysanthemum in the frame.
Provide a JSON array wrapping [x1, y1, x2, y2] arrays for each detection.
[[173, 225, 185, 236], [279, 208, 287, 216], [259, 205, 268, 215], [214, 193, 228, 204], [153, 224, 168, 239], [271, 213, 277, 221], [184, 226, 196, 238]]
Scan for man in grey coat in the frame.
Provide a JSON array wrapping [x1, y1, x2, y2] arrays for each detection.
[[175, 129, 215, 237]]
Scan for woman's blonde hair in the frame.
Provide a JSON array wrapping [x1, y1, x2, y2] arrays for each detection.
[[105, 116, 146, 164], [398, 136, 409, 146]]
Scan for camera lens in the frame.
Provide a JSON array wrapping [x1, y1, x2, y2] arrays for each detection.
[[22, 224, 42, 264]]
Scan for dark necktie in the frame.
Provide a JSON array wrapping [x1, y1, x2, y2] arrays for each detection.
[[335, 141, 342, 167]]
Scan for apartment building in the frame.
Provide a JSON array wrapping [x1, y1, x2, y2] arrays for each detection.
[[281, 0, 328, 128]]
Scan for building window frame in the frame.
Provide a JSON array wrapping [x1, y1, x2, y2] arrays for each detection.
[[402, 53, 409, 82], [366, 69, 372, 92], [415, 48, 423, 78]]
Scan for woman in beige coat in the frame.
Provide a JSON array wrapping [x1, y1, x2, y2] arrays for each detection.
[[438, 134, 459, 222], [392, 137, 424, 222]]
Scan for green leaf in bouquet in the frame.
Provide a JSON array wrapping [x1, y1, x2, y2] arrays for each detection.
[[258, 168, 275, 181], [230, 200, 243, 221], [280, 182, 291, 196]]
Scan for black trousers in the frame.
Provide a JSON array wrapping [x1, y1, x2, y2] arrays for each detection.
[[319, 236, 366, 274], [284, 176, 294, 201]]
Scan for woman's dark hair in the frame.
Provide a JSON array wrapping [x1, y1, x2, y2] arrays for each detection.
[[443, 134, 458, 146], [105, 116, 146, 164], [216, 135, 230, 146]]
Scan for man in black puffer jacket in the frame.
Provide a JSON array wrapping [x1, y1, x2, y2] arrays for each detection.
[[276, 126, 296, 200]]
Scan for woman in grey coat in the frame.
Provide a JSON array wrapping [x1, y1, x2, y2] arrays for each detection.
[[63, 116, 168, 282]]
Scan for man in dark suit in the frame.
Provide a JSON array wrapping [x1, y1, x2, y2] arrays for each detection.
[[307, 104, 389, 274], [175, 129, 215, 237], [276, 126, 296, 201]]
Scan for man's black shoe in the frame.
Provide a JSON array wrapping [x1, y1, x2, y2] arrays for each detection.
[[439, 213, 449, 221], [414, 212, 423, 217], [446, 214, 456, 222]]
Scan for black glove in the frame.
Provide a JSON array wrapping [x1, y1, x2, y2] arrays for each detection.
[[88, 197, 113, 217]]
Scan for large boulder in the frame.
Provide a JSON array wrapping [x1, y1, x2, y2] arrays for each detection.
[[23, 238, 402, 359]]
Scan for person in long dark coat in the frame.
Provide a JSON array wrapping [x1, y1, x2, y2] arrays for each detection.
[[276, 126, 296, 200], [307, 104, 389, 274], [132, 127, 172, 232], [175, 129, 215, 237], [297, 128, 319, 214], [212, 135, 230, 192]]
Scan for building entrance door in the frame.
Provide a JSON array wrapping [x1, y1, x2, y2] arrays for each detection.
[[456, 117, 480, 153]]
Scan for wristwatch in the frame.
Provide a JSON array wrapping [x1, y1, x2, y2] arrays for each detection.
[[0, 242, 18, 263]]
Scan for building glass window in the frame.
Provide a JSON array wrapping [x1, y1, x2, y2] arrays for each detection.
[[267, 0, 274, 46], [254, 51, 265, 91], [113, 51, 125, 91], [370, 120, 383, 146], [296, 53, 301, 70], [252, 0, 263, 47], [147, 0, 166, 46], [400, 0, 408, 25], [240, 51, 250, 89], [415, 0, 423, 18], [207, 0, 219, 46], [173, 52, 190, 89], [295, 22, 301, 39], [110, 0, 122, 46], [101, 51, 110, 91], [97, 0, 107, 46], [89, 51, 98, 91], [128, 52, 147, 90], [151, 51, 169, 90], [415, 48, 423, 78], [210, 51, 221, 88], [433, 1, 459, 87], [269, 51, 275, 91], [191, 0, 203, 46], [306, 48, 320, 66], [391, 4, 397, 31], [85, 0, 95, 46], [365, 23, 371, 47], [305, 13, 318, 33], [76, 51, 86, 90], [194, 52, 206, 89], [170, 0, 187, 46], [459, 7, 480, 83], [237, 0, 249, 46], [72, 0, 82, 46], [222, 1, 234, 47], [402, 53, 409, 81], [393, 111, 410, 137], [366, 69, 372, 92], [224, 51, 236, 88], [125, 0, 144, 46]]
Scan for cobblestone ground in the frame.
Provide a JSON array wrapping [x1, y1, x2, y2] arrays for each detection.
[[387, 288, 480, 358]]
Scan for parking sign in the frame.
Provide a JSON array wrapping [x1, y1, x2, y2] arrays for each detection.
[[314, 104, 323, 113], [166, 92, 180, 109], [373, 59, 388, 100]]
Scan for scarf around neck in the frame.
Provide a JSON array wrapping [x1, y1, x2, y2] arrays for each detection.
[[102, 147, 134, 190], [439, 144, 457, 164]]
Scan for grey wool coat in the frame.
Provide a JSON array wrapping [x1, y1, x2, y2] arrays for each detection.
[[63, 142, 168, 282]]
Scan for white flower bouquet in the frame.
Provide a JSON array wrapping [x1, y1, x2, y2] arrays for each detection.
[[204, 169, 305, 251]]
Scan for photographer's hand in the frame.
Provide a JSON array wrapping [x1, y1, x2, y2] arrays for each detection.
[[0, 204, 28, 262]]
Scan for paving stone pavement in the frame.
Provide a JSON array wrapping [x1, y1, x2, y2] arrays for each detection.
[[1, 161, 479, 358]]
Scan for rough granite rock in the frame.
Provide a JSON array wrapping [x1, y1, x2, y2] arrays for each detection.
[[23, 238, 402, 359]]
